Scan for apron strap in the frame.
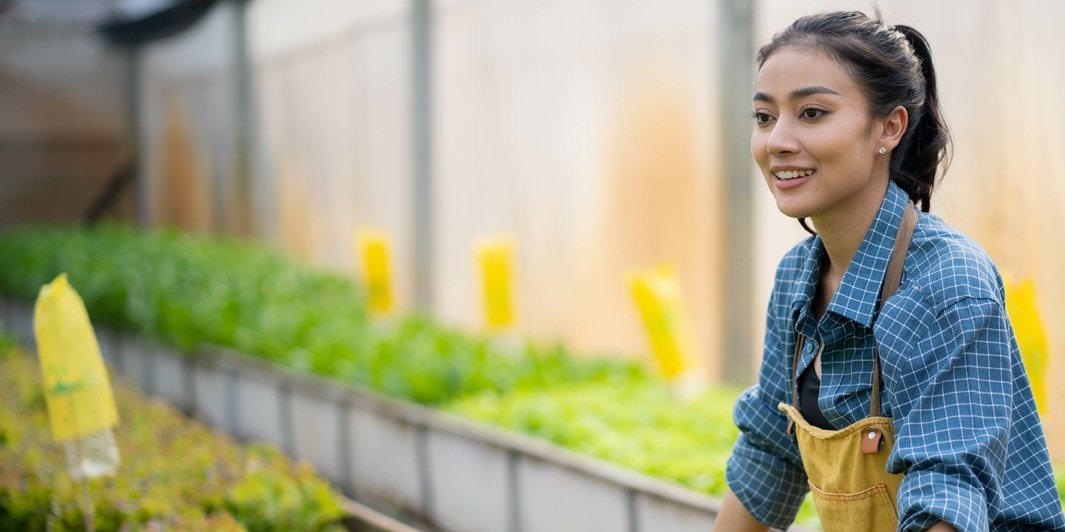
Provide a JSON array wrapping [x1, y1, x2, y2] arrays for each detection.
[[787, 335, 802, 436], [870, 202, 918, 417], [792, 335, 804, 410], [788, 202, 918, 423]]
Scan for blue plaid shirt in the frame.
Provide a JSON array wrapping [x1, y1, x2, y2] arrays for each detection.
[[726, 181, 1065, 531]]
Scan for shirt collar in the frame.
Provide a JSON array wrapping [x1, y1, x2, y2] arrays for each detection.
[[791, 180, 912, 329]]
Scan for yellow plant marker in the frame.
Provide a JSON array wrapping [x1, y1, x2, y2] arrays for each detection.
[[627, 265, 697, 381], [33, 273, 119, 442], [475, 235, 516, 331], [1004, 275, 1048, 416], [355, 228, 394, 315]]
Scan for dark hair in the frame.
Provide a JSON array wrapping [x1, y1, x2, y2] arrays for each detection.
[[757, 11, 951, 234]]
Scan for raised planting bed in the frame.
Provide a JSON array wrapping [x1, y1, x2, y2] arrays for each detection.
[[0, 335, 416, 532], [1, 297, 813, 531]]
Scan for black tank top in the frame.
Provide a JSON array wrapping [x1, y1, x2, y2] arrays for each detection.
[[798, 363, 835, 430]]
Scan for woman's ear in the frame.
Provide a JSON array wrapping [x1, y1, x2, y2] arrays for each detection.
[[880, 105, 908, 150]]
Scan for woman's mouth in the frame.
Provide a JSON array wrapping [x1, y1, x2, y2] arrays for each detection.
[[772, 168, 815, 190], [773, 169, 815, 180]]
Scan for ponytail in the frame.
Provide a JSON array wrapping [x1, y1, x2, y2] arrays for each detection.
[[891, 25, 952, 212]]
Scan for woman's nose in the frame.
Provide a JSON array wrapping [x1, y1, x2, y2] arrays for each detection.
[[766, 117, 800, 155]]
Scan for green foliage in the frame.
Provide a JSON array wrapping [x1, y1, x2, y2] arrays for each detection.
[[0, 346, 345, 531], [1057, 467, 1064, 503], [0, 331, 12, 357], [224, 465, 345, 532], [448, 380, 741, 494], [0, 226, 644, 405], [0, 225, 366, 357]]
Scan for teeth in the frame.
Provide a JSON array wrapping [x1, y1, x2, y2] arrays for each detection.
[[774, 169, 814, 180]]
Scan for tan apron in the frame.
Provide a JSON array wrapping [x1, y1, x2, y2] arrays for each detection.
[[778, 203, 917, 532]]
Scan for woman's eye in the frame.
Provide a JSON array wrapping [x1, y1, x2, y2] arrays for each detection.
[[751, 111, 774, 125], [801, 108, 826, 120]]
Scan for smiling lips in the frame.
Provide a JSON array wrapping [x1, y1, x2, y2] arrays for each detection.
[[774, 169, 815, 180]]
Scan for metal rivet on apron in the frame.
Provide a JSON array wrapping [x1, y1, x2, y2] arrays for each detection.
[[861, 428, 885, 455]]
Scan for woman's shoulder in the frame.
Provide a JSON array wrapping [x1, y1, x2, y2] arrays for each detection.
[[905, 212, 1005, 313]]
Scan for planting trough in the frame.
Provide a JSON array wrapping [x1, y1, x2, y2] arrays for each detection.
[[1, 297, 808, 532]]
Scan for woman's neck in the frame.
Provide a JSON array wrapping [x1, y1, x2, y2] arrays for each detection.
[[810, 179, 889, 289]]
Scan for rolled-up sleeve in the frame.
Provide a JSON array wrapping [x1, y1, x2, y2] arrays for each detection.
[[890, 296, 1011, 532], [725, 279, 809, 529], [727, 386, 809, 528]]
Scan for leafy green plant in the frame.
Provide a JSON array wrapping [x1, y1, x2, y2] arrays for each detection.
[[0, 331, 12, 357], [448, 380, 740, 493], [0, 226, 643, 405], [224, 465, 344, 532], [0, 344, 345, 531]]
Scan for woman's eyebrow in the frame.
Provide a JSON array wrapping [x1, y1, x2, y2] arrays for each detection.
[[791, 85, 840, 99], [753, 86, 841, 103]]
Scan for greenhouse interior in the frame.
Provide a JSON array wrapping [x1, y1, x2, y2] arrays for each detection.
[[0, 0, 1062, 530]]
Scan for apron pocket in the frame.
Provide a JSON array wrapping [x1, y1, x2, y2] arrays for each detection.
[[808, 481, 898, 532]]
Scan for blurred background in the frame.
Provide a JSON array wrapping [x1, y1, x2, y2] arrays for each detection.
[[1, 0, 1061, 460]]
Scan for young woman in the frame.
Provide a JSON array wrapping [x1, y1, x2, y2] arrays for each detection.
[[713, 11, 1065, 532]]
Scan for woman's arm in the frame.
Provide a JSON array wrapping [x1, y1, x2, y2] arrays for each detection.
[[712, 490, 769, 532], [885, 295, 1016, 531], [927, 523, 956, 532], [722, 248, 813, 529], [711, 489, 956, 532]]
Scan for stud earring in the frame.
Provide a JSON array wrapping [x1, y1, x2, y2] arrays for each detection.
[[877, 146, 887, 155]]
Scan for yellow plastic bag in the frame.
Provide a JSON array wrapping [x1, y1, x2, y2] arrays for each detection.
[[475, 235, 517, 331], [627, 265, 696, 380], [355, 228, 395, 315], [1004, 276, 1047, 416], [33, 273, 119, 442]]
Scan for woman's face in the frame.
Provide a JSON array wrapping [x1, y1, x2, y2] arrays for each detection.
[[751, 46, 889, 225]]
